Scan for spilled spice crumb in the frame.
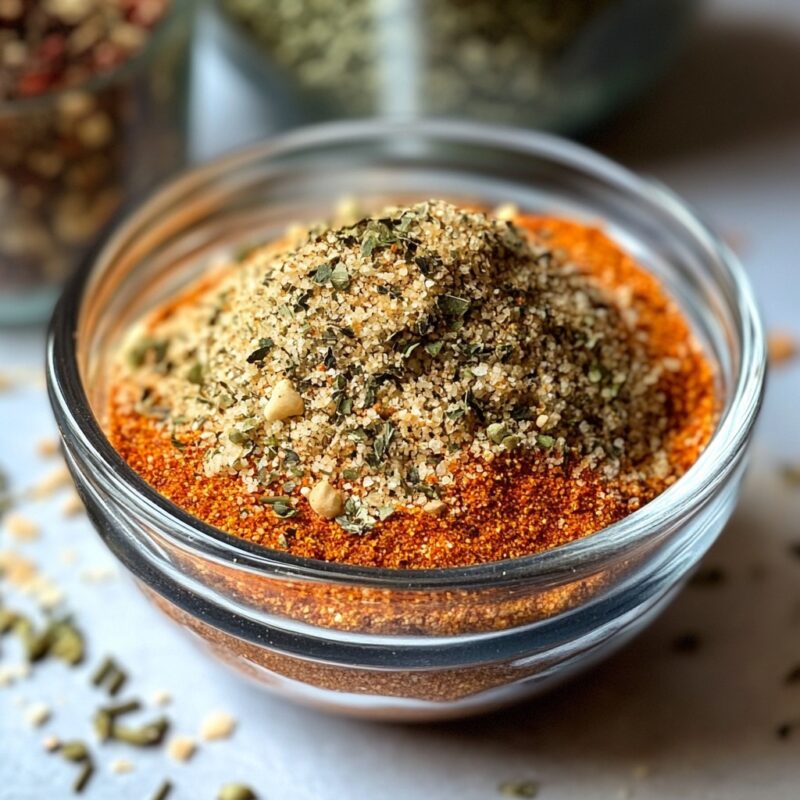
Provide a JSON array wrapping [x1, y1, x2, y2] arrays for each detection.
[[768, 332, 798, 366], [672, 632, 702, 654], [498, 780, 540, 798]]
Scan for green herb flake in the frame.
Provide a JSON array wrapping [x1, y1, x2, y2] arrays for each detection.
[[536, 434, 555, 449], [437, 294, 470, 318], [48, 618, 85, 666], [311, 263, 333, 284], [186, 363, 204, 385], [486, 422, 508, 445], [170, 434, 186, 451], [498, 780, 540, 798], [59, 741, 90, 763], [330, 262, 350, 290], [373, 421, 396, 463], [73, 761, 94, 794], [217, 784, 257, 800], [110, 716, 169, 747], [127, 337, 168, 369], [271, 500, 298, 519], [781, 464, 800, 487], [336, 497, 377, 535], [151, 780, 173, 800], [424, 341, 444, 357], [246, 338, 274, 364], [91, 655, 128, 696]]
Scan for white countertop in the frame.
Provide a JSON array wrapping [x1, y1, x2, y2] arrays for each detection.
[[2, 0, 800, 797]]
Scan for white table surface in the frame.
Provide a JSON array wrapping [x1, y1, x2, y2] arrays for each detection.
[[2, 0, 800, 797]]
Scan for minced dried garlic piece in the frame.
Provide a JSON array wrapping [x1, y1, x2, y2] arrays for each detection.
[[308, 479, 344, 519], [199, 711, 236, 742], [264, 378, 304, 422], [422, 499, 447, 517]]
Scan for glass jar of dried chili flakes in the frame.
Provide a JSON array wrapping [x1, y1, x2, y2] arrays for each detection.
[[0, 0, 194, 325]]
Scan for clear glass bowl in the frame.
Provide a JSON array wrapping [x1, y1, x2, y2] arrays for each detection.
[[0, 0, 194, 326], [212, 0, 698, 134], [46, 120, 765, 721]]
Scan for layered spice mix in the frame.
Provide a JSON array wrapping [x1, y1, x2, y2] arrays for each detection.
[[107, 200, 716, 569]]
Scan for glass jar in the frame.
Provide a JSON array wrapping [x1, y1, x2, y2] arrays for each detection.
[[47, 120, 765, 721], [212, 0, 698, 133], [0, 0, 194, 326]]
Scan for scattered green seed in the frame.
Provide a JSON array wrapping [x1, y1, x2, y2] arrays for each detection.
[[217, 784, 257, 800]]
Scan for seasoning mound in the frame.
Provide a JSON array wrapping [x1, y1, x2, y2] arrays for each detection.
[[109, 201, 716, 567]]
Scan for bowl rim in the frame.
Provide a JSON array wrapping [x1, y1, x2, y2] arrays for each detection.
[[46, 118, 767, 589]]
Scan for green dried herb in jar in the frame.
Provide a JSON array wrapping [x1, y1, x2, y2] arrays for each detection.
[[215, 0, 697, 130]]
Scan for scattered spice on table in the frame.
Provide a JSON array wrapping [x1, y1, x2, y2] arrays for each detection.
[[36, 437, 61, 458], [688, 566, 726, 588], [768, 331, 798, 366], [780, 464, 800, 488], [776, 721, 799, 741], [200, 710, 237, 742], [151, 779, 174, 800], [29, 465, 73, 500], [217, 784, 257, 800], [111, 757, 135, 774], [671, 632, 702, 655], [785, 664, 800, 685], [498, 779, 540, 798], [167, 734, 197, 762], [4, 511, 40, 541], [61, 490, 85, 517], [109, 200, 717, 569], [24, 700, 52, 727], [0, 448, 252, 796]]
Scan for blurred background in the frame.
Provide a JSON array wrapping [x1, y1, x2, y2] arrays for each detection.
[[1, 1, 799, 798]]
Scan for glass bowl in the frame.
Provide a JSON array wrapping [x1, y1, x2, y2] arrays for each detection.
[[46, 120, 765, 721], [0, 0, 194, 327]]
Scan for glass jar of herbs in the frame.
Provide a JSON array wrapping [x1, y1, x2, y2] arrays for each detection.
[[213, 0, 697, 133], [0, 0, 194, 326]]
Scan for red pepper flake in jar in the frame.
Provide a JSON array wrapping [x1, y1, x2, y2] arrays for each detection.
[[108, 200, 718, 570], [0, 0, 187, 313], [0, 0, 169, 100]]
